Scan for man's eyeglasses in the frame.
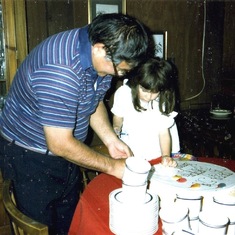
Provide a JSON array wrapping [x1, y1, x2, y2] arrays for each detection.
[[111, 61, 130, 77], [105, 47, 130, 77]]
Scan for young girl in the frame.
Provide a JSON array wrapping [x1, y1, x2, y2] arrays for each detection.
[[111, 58, 180, 166]]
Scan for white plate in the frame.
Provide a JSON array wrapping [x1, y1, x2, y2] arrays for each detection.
[[210, 115, 232, 120], [210, 109, 232, 117]]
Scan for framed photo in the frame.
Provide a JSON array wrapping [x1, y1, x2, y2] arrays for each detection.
[[88, 0, 126, 23], [152, 31, 167, 60]]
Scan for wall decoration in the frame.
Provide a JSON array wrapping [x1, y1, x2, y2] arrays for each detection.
[[152, 31, 167, 60], [88, 0, 126, 23]]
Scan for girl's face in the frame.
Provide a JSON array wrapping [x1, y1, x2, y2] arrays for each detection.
[[138, 85, 159, 102]]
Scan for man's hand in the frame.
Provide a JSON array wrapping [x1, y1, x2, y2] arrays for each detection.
[[107, 140, 133, 159]]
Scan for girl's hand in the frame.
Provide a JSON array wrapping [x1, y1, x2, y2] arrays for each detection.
[[161, 155, 177, 167]]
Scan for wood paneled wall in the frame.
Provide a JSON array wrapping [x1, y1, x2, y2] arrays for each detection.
[[126, 0, 226, 109], [25, 0, 235, 110], [2, 0, 27, 90], [223, 1, 235, 76]]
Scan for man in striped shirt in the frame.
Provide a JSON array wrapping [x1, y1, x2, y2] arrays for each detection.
[[0, 13, 149, 234]]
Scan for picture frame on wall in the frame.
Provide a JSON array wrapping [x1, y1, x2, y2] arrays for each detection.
[[152, 31, 167, 60], [88, 0, 126, 23]]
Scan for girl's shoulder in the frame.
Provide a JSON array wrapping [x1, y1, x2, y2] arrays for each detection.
[[115, 79, 131, 96], [120, 79, 131, 89]]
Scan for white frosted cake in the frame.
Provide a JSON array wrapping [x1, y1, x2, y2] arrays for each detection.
[[149, 161, 235, 201]]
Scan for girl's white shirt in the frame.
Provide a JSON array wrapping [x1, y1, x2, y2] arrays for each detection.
[[111, 80, 180, 160]]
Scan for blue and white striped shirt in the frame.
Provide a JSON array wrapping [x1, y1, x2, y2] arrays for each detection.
[[0, 26, 112, 149]]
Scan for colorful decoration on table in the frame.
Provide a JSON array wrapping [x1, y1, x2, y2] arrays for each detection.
[[177, 177, 187, 183], [217, 183, 226, 188], [228, 188, 235, 197], [172, 153, 197, 161], [172, 175, 182, 180], [172, 175, 187, 183], [190, 183, 201, 188]]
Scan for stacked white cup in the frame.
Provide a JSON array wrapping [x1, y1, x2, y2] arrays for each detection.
[[198, 210, 229, 235], [109, 157, 159, 235], [122, 157, 151, 203], [159, 204, 190, 235], [175, 194, 203, 234], [213, 193, 235, 235]]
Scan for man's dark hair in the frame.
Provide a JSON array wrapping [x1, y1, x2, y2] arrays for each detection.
[[88, 13, 149, 68]]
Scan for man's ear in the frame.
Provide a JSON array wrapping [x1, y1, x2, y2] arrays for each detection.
[[92, 43, 106, 58]]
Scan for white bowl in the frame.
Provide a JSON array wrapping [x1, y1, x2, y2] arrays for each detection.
[[210, 109, 232, 117]]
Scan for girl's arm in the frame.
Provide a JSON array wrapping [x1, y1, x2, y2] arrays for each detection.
[[159, 128, 171, 157], [159, 128, 177, 167]]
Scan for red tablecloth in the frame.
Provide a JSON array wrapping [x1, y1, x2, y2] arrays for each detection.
[[68, 173, 162, 235], [69, 157, 234, 235], [198, 157, 235, 172]]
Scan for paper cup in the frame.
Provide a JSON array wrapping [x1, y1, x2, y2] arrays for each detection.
[[122, 182, 147, 204], [189, 217, 199, 234], [198, 211, 229, 235], [122, 157, 151, 186], [160, 204, 189, 235], [227, 221, 235, 235], [213, 195, 235, 235], [175, 194, 203, 219]]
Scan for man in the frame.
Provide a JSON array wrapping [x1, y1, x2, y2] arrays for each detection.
[[0, 13, 149, 234]]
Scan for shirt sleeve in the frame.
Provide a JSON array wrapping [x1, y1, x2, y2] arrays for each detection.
[[158, 114, 175, 131], [111, 84, 131, 117]]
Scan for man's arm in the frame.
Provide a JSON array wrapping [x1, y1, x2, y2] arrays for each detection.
[[90, 101, 132, 158], [43, 101, 132, 179], [44, 125, 125, 179], [90, 101, 118, 146]]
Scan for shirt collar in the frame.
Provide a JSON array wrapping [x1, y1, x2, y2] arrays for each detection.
[[79, 26, 93, 71], [79, 25, 112, 82]]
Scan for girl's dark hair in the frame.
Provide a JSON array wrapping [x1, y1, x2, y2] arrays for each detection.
[[127, 57, 176, 114], [88, 13, 149, 68]]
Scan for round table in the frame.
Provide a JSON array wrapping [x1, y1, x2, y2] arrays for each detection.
[[69, 173, 162, 235]]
